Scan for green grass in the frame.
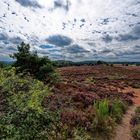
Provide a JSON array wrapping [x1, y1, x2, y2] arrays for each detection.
[[94, 99, 109, 120], [132, 125, 140, 140], [131, 106, 140, 140], [111, 99, 127, 123], [91, 99, 128, 139]]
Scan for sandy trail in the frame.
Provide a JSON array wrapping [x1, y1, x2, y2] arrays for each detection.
[[112, 87, 140, 140]]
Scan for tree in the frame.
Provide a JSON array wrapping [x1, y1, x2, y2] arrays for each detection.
[[11, 42, 56, 83]]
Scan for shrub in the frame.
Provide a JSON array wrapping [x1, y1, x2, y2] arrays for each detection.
[[10, 42, 58, 84], [94, 99, 109, 120], [96, 60, 104, 65], [132, 125, 140, 140], [0, 68, 59, 139], [131, 106, 140, 126], [92, 99, 115, 139], [136, 107, 140, 114], [111, 99, 127, 123], [91, 99, 128, 138], [131, 106, 140, 140], [0, 62, 6, 68], [131, 115, 140, 126], [0, 109, 55, 140]]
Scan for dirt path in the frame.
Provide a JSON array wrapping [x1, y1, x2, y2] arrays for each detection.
[[113, 106, 136, 140], [112, 87, 140, 140]]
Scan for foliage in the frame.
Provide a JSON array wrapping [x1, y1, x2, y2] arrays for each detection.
[[0, 61, 12, 68], [131, 106, 140, 126], [0, 62, 6, 68], [0, 68, 58, 139], [92, 99, 115, 139], [96, 60, 109, 65], [131, 83, 140, 89], [111, 99, 127, 123], [0, 67, 129, 140], [136, 107, 140, 114], [131, 106, 140, 140], [94, 99, 109, 121], [132, 125, 140, 140], [10, 42, 58, 84], [91, 99, 127, 138]]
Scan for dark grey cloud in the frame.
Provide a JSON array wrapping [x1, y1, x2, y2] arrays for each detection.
[[6, 46, 17, 51], [54, 0, 71, 11], [116, 26, 140, 42], [133, 25, 140, 36], [9, 36, 23, 44], [37, 49, 50, 55], [114, 46, 140, 57], [24, 17, 30, 22], [80, 24, 85, 28], [15, 0, 42, 8], [0, 46, 3, 49], [126, 13, 137, 17], [100, 18, 110, 25], [116, 34, 139, 42], [81, 18, 86, 22], [0, 33, 7, 40], [49, 54, 64, 60], [100, 48, 112, 54], [117, 51, 140, 56], [46, 35, 73, 46], [87, 42, 96, 46], [0, 33, 23, 45], [134, 45, 140, 49], [135, 0, 140, 5], [65, 44, 89, 53], [102, 34, 113, 43]]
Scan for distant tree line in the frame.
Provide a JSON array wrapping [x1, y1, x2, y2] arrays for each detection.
[[53, 60, 140, 67], [53, 60, 114, 67]]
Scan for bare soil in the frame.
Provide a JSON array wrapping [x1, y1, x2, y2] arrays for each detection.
[[113, 106, 136, 140]]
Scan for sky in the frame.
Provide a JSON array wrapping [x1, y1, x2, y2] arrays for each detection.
[[0, 0, 140, 62]]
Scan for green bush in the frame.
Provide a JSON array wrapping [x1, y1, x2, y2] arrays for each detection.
[[93, 99, 115, 139], [111, 99, 127, 123], [132, 125, 140, 140], [0, 68, 59, 139], [0, 110, 55, 140], [94, 99, 109, 120], [10, 42, 59, 84], [136, 107, 140, 114], [131, 107, 140, 140], [91, 99, 128, 139]]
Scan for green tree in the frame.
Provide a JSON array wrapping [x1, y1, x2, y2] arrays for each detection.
[[10, 42, 56, 83]]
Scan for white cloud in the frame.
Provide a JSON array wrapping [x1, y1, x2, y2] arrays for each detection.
[[0, 0, 140, 61]]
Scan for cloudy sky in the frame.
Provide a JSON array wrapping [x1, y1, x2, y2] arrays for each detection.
[[0, 0, 140, 61]]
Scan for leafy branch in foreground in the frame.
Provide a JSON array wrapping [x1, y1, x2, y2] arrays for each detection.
[[0, 68, 59, 140]]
